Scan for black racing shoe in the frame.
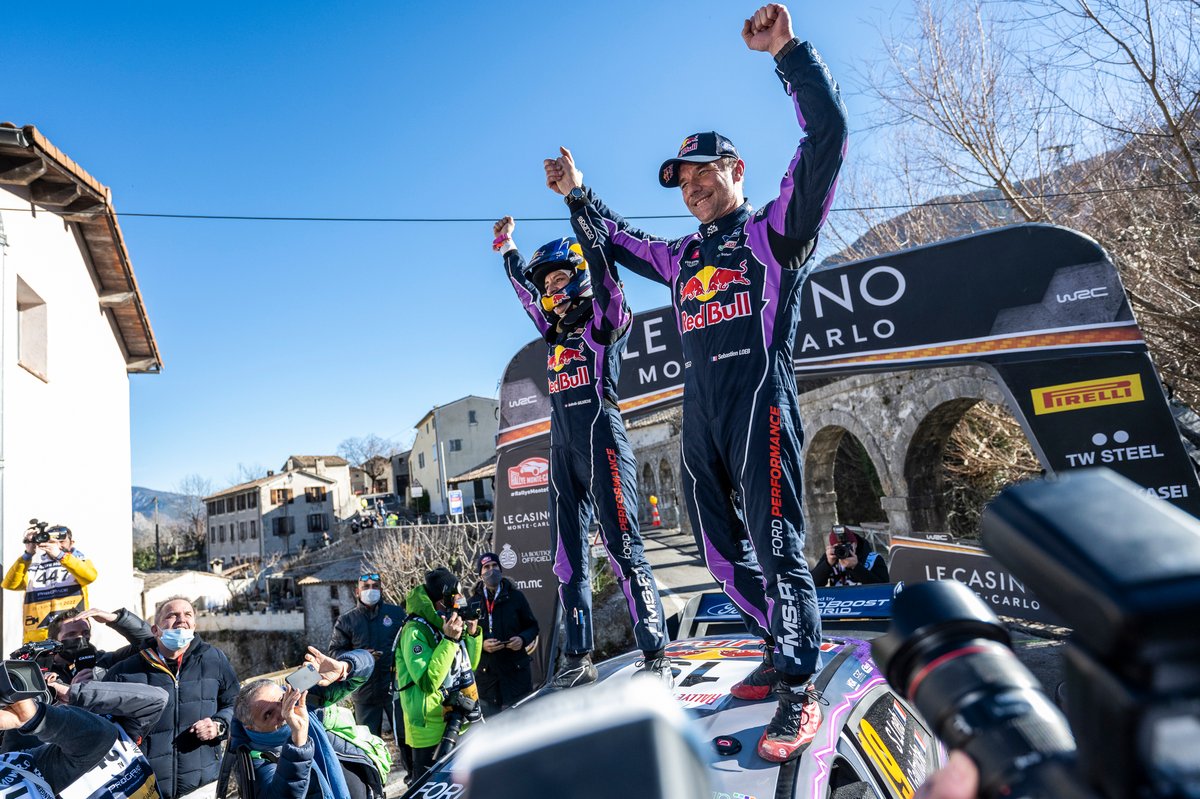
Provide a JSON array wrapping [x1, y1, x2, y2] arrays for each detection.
[[551, 652, 598, 690], [731, 645, 778, 700], [757, 682, 826, 762], [635, 652, 675, 687]]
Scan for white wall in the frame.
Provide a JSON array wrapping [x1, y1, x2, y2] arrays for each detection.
[[142, 572, 234, 619], [0, 200, 142, 654]]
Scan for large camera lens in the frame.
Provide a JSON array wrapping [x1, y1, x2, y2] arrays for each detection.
[[873, 581, 1085, 799]]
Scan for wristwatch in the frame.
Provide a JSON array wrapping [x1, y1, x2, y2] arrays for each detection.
[[565, 187, 586, 207]]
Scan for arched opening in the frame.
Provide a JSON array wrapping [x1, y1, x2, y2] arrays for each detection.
[[804, 425, 886, 546], [904, 399, 1038, 537], [641, 462, 656, 500], [833, 433, 887, 526], [658, 459, 677, 524]]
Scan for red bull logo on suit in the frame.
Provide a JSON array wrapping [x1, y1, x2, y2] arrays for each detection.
[[679, 262, 753, 333]]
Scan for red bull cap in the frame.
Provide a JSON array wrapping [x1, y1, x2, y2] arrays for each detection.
[[659, 131, 741, 188]]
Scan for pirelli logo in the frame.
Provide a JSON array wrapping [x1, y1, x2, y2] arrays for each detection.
[[1031, 374, 1144, 415]]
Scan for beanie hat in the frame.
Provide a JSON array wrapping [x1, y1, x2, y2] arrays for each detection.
[[424, 568, 459, 603], [476, 552, 501, 574]]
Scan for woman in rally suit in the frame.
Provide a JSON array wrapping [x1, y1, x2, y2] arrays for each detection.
[[495, 216, 669, 688]]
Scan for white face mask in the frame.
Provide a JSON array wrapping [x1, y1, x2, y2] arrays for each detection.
[[360, 588, 381, 606]]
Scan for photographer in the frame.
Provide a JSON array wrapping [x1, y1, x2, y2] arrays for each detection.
[[0, 697, 127, 798], [394, 568, 481, 782], [2, 522, 97, 643], [811, 527, 890, 587], [230, 647, 389, 799], [47, 606, 154, 683], [468, 552, 539, 716]]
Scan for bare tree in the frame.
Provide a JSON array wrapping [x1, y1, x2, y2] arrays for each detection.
[[364, 523, 492, 606], [338, 435, 401, 492], [843, 0, 1200, 404], [174, 474, 213, 555], [228, 462, 268, 487]]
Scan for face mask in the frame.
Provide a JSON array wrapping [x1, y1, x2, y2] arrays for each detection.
[[360, 588, 381, 606], [159, 628, 195, 651], [484, 570, 502, 588], [244, 724, 291, 748]]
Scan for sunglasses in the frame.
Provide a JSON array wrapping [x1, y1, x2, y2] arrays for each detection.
[[359, 573, 380, 582]]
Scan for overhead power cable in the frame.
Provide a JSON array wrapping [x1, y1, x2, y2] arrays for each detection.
[[0, 179, 1194, 223]]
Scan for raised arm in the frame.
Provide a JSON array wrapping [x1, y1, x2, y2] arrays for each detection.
[[547, 148, 678, 288], [745, 4, 849, 265], [567, 196, 632, 339], [496, 216, 555, 338]]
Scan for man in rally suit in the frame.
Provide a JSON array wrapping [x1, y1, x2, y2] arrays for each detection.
[[494, 214, 669, 689], [546, 2, 848, 761]]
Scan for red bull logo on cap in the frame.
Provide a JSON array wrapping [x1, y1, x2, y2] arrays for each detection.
[[679, 135, 699, 156]]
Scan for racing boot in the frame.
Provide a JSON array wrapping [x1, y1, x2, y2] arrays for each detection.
[[757, 682, 825, 763], [635, 650, 675, 688], [731, 643, 778, 700], [551, 651, 598, 690]]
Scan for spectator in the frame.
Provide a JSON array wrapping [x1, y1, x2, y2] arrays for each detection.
[[230, 647, 388, 799], [46, 606, 154, 683], [395, 568, 481, 782], [328, 572, 404, 736], [811, 527, 890, 587], [0, 699, 127, 798], [105, 597, 240, 799], [2, 522, 97, 643], [468, 552, 539, 716]]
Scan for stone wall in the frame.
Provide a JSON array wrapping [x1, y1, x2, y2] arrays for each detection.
[[202, 628, 307, 679]]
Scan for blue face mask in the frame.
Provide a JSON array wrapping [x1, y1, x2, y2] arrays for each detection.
[[245, 724, 291, 748], [159, 628, 195, 651]]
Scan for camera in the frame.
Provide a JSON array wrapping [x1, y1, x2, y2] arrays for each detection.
[[25, 519, 68, 545], [437, 587, 481, 622], [873, 469, 1200, 799], [435, 680, 483, 760], [10, 639, 61, 667], [0, 660, 50, 705], [832, 526, 854, 560]]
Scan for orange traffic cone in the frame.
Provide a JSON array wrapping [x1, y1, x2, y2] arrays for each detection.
[[649, 495, 662, 527]]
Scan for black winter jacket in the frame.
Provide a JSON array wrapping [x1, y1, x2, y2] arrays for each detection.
[[328, 600, 404, 706], [468, 578, 539, 708], [105, 634, 240, 799]]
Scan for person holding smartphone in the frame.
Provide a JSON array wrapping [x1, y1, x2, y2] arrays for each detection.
[[230, 646, 388, 799]]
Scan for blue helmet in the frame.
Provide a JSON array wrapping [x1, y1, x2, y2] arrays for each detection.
[[527, 238, 592, 312]]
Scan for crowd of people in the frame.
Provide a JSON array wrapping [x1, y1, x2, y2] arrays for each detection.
[[0, 3, 951, 796], [0, 513, 542, 797]]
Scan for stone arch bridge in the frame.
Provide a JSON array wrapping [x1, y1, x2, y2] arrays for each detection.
[[629, 364, 1008, 561]]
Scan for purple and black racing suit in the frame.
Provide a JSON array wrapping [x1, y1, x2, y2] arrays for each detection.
[[502, 235, 666, 658], [568, 39, 848, 677]]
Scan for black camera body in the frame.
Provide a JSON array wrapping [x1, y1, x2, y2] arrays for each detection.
[[437, 585, 481, 621], [874, 469, 1200, 799], [26, 519, 68, 545], [832, 525, 855, 560]]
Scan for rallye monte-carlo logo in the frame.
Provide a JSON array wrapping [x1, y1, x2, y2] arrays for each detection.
[[507, 457, 549, 489], [547, 343, 590, 393], [1030, 374, 1144, 415], [678, 262, 753, 333]]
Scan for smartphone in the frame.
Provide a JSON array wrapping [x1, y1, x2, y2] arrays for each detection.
[[284, 663, 320, 692]]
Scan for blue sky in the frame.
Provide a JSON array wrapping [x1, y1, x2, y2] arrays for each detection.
[[3, 1, 897, 491]]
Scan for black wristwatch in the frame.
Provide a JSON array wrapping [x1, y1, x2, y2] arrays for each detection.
[[564, 187, 586, 208]]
